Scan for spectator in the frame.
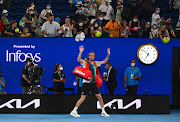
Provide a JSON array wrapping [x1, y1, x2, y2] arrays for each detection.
[[1, 9, 12, 30], [35, 21, 44, 37], [55, 17, 61, 25], [20, 27, 31, 37], [75, 2, 91, 17], [73, 4, 87, 26], [151, 8, 163, 26], [126, 0, 140, 21], [103, 16, 121, 38], [61, 16, 73, 37], [140, 0, 155, 20], [69, 0, 73, 6], [160, 18, 176, 38], [91, 21, 102, 37], [151, 24, 159, 38], [42, 14, 61, 37], [176, 8, 180, 38], [84, 0, 97, 21], [0, 72, 6, 94], [23, 7, 35, 34], [120, 20, 131, 38], [159, 25, 170, 42], [26, 1, 35, 13], [53, 64, 66, 94], [140, 22, 152, 38], [4, 20, 21, 37], [96, 12, 105, 27], [74, 19, 88, 37], [99, 0, 114, 26], [129, 15, 141, 38], [39, 3, 53, 24], [116, 0, 123, 23]]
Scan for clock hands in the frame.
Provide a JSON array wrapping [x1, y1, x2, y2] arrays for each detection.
[[144, 53, 149, 60]]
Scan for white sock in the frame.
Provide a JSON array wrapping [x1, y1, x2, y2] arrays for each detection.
[[73, 107, 78, 112], [101, 107, 105, 113]]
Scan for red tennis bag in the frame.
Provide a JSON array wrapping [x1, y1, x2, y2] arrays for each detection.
[[73, 66, 92, 81]]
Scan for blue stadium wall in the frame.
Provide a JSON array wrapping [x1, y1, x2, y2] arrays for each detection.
[[0, 37, 180, 104]]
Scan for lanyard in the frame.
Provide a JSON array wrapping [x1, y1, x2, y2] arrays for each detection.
[[131, 68, 135, 74]]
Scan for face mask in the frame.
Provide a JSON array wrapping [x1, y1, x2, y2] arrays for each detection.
[[99, 17, 104, 20], [133, 19, 138, 22], [118, 2, 121, 4], [79, 23, 83, 26], [58, 30, 62, 33], [30, 11, 34, 14], [5, 13, 8, 16], [112, 20, 115, 22], [60, 67, 63, 71], [94, 24, 98, 27], [153, 25, 157, 29], [108, 2, 111, 5], [78, 10, 83, 13], [47, 7, 51, 10], [131, 63, 135, 67], [156, 10, 160, 14]]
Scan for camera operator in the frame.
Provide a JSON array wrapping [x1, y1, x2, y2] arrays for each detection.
[[20, 57, 32, 94], [53, 64, 66, 94], [0, 72, 6, 94]]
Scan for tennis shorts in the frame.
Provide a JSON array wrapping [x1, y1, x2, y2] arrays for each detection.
[[81, 83, 100, 95]]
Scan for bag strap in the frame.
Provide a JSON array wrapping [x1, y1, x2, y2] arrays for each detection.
[[93, 61, 101, 78]]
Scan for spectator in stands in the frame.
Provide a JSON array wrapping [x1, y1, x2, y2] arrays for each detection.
[[23, 7, 35, 35], [74, 19, 88, 37], [20, 27, 31, 37], [129, 15, 141, 38], [1, 9, 12, 31], [62, 16, 73, 37], [4, 20, 21, 37], [140, 22, 152, 38], [73, 4, 87, 26], [26, 1, 35, 13], [120, 20, 131, 38], [140, 0, 155, 20], [55, 17, 61, 25], [98, 0, 114, 26], [151, 24, 159, 38], [0, 72, 6, 94], [151, 8, 163, 26], [69, 0, 73, 6], [160, 18, 176, 38], [176, 8, 180, 38], [116, 0, 123, 23], [53, 64, 66, 94], [39, 3, 53, 24], [126, 0, 140, 21], [96, 12, 105, 27], [84, 0, 97, 21], [103, 16, 121, 38], [91, 21, 102, 37], [35, 21, 43, 37], [75, 2, 91, 17], [42, 14, 61, 37], [159, 25, 170, 41]]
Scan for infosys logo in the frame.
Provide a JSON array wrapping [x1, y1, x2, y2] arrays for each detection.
[[6, 50, 41, 62]]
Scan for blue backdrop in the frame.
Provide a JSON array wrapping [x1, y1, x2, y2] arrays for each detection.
[[0, 37, 180, 105]]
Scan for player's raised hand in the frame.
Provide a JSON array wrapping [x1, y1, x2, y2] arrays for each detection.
[[107, 48, 110, 55], [79, 45, 84, 53]]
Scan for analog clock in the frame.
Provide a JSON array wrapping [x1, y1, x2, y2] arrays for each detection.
[[137, 43, 159, 65]]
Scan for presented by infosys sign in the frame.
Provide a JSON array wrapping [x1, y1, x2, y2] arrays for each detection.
[[6, 45, 41, 62]]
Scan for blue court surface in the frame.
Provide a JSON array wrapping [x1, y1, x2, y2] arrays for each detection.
[[0, 110, 180, 122]]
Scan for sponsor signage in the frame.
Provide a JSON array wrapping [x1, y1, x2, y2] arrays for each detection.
[[0, 95, 170, 114]]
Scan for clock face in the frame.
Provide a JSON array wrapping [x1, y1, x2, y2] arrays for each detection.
[[137, 44, 159, 65]]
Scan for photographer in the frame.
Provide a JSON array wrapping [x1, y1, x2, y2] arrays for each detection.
[[53, 64, 65, 94], [0, 72, 6, 94], [20, 57, 31, 94]]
